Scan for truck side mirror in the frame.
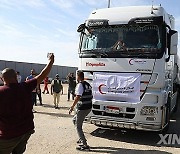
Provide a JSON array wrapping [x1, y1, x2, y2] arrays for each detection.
[[77, 24, 86, 32], [170, 30, 178, 55]]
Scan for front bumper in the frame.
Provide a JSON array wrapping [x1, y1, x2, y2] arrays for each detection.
[[90, 116, 162, 131]]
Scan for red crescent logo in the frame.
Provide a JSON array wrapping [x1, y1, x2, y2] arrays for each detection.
[[98, 84, 106, 94], [129, 59, 133, 65]]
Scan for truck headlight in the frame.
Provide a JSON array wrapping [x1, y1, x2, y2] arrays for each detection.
[[140, 106, 158, 115]]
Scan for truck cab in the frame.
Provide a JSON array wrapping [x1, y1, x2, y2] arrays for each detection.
[[77, 6, 179, 131]]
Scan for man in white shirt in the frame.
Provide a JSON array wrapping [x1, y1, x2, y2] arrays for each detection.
[[69, 71, 92, 151]]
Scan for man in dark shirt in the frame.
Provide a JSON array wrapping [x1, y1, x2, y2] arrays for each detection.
[[0, 54, 54, 154], [51, 74, 62, 109]]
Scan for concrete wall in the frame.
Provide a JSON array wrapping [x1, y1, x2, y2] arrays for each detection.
[[0, 60, 77, 81]]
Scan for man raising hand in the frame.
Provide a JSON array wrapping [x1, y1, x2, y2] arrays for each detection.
[[0, 54, 54, 154]]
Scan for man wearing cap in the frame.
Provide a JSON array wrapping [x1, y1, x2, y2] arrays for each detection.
[[0, 54, 54, 154], [51, 74, 62, 109]]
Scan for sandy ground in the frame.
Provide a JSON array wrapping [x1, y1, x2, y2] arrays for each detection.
[[25, 84, 180, 154]]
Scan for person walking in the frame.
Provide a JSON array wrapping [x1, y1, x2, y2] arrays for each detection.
[[51, 74, 62, 109], [0, 54, 54, 154], [69, 71, 92, 151], [67, 73, 76, 101], [42, 76, 49, 94]]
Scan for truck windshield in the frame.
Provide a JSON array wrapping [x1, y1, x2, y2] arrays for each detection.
[[80, 25, 162, 55]]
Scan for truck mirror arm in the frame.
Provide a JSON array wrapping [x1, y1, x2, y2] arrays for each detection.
[[77, 23, 86, 32], [166, 29, 178, 62], [165, 25, 172, 62], [165, 55, 170, 62]]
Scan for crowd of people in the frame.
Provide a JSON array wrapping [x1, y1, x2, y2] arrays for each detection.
[[3, 69, 77, 110], [0, 54, 92, 153]]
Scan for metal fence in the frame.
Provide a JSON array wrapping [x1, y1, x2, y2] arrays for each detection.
[[0, 60, 77, 81]]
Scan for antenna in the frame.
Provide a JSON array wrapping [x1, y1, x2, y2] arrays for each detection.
[[108, 0, 111, 8]]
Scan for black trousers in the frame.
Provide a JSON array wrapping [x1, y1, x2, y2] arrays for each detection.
[[37, 90, 42, 104], [32, 92, 37, 106], [68, 87, 75, 100]]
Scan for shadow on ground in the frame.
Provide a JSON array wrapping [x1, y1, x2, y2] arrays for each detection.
[[88, 147, 171, 154], [42, 104, 70, 110], [36, 111, 73, 118]]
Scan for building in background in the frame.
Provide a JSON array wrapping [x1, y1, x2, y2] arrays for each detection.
[[0, 60, 77, 82]]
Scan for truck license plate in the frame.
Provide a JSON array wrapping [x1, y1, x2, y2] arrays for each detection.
[[105, 106, 120, 114]]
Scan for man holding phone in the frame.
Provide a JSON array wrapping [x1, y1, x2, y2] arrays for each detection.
[[0, 53, 54, 154]]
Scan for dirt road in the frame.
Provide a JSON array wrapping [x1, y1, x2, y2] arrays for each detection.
[[25, 84, 180, 154]]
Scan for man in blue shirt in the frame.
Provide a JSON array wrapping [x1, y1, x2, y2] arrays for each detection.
[[26, 69, 37, 107]]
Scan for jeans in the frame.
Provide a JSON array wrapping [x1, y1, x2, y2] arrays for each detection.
[[32, 92, 37, 106], [73, 109, 91, 145]]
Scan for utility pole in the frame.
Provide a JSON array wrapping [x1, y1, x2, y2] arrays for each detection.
[[151, 0, 154, 14], [108, 0, 111, 8]]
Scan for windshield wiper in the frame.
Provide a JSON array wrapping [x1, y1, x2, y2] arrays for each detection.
[[90, 52, 108, 58], [84, 48, 104, 52], [82, 49, 108, 58], [99, 52, 108, 57]]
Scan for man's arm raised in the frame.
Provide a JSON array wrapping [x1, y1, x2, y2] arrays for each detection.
[[35, 54, 54, 85]]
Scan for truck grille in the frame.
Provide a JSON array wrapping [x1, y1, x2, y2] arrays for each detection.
[[92, 110, 135, 119]]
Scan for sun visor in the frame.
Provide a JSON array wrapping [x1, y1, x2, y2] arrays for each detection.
[[128, 16, 163, 25], [86, 19, 109, 27]]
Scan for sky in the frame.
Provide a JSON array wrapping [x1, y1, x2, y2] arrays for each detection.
[[0, 0, 180, 66]]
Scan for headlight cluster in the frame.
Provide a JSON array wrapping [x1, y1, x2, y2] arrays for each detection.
[[140, 106, 158, 115]]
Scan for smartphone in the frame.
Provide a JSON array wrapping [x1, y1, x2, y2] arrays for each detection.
[[47, 53, 53, 59]]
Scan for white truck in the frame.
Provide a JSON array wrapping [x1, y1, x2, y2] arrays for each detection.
[[77, 6, 179, 131]]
